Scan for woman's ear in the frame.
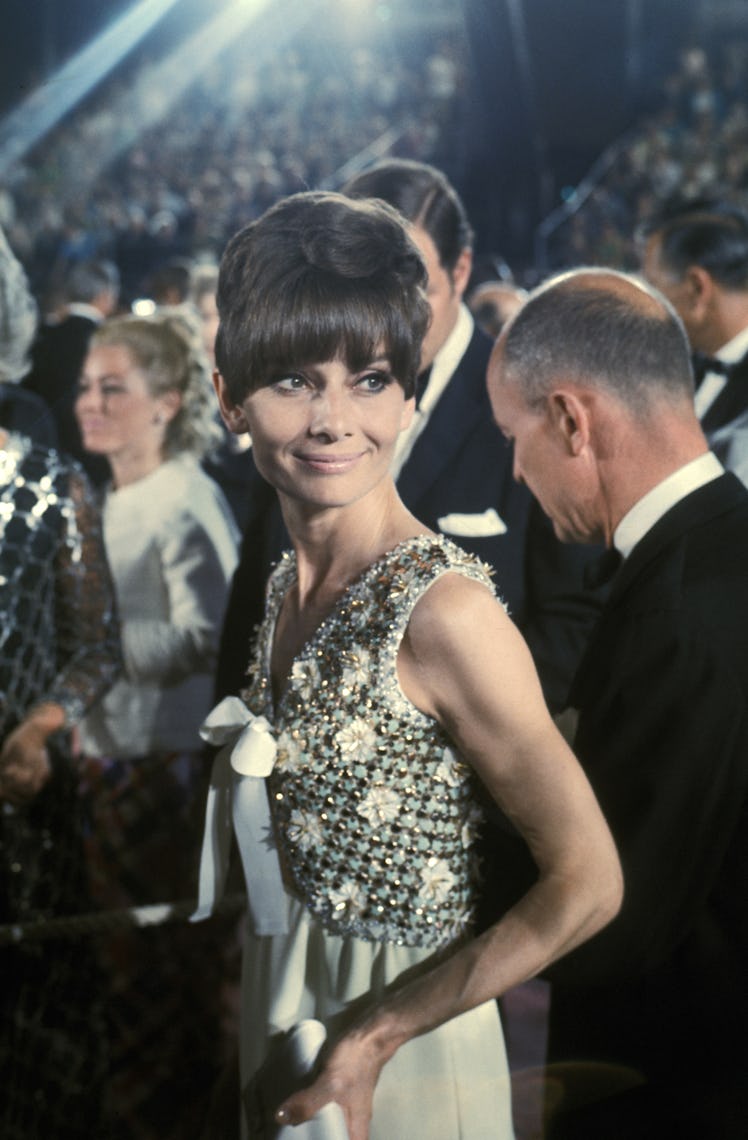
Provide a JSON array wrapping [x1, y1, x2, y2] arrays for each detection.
[[213, 370, 250, 434], [158, 389, 182, 424]]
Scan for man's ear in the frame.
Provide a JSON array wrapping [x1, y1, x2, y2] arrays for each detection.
[[213, 370, 250, 434], [548, 389, 591, 455], [682, 265, 715, 319], [451, 247, 473, 301]]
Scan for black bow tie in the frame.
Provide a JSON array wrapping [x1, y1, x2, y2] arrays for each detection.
[[691, 351, 748, 386]]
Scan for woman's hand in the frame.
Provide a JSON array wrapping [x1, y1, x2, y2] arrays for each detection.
[[0, 703, 65, 805], [274, 1022, 393, 1140]]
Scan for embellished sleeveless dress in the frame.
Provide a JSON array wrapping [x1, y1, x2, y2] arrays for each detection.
[[240, 535, 514, 1138]]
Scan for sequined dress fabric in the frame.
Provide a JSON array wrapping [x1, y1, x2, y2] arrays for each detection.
[[239, 535, 515, 1138], [0, 434, 120, 1139]]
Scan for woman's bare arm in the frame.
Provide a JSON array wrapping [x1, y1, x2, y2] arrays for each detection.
[[276, 574, 622, 1139]]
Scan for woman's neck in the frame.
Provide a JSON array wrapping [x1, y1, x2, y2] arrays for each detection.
[[109, 447, 167, 490], [281, 488, 425, 609]]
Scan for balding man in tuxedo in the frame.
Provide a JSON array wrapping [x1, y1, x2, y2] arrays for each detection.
[[489, 267, 748, 1139]]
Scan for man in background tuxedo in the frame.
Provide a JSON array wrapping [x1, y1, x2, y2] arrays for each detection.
[[22, 258, 119, 482], [216, 161, 604, 720], [641, 198, 748, 486], [489, 267, 748, 1138]]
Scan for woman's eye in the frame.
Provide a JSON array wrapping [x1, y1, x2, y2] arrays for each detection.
[[357, 371, 391, 393], [273, 375, 307, 392]]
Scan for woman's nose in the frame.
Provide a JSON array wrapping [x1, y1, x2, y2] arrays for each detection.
[[308, 389, 352, 439], [76, 383, 100, 413]]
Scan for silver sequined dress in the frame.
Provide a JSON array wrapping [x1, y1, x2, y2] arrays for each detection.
[[0, 434, 120, 1139], [239, 535, 514, 1139]]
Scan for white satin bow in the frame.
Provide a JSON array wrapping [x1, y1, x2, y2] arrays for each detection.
[[199, 696, 277, 776], [191, 696, 288, 934]]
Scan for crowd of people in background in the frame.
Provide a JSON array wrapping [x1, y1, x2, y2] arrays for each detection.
[[547, 41, 748, 270], [1, 30, 466, 309]]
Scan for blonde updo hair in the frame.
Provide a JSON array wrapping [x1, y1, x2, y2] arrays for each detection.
[[91, 307, 222, 458]]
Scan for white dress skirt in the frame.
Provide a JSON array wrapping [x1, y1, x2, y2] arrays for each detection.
[[240, 891, 515, 1139]]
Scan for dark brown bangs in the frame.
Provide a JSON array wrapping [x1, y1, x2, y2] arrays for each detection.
[[240, 271, 419, 396]]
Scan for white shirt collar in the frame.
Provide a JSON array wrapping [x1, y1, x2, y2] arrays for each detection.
[[418, 303, 474, 416], [716, 323, 748, 364], [391, 304, 474, 477], [66, 302, 104, 323], [614, 452, 724, 558]]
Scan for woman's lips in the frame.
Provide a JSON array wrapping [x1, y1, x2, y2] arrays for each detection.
[[295, 451, 365, 473]]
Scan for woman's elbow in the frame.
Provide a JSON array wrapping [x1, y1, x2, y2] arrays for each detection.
[[586, 843, 624, 936]]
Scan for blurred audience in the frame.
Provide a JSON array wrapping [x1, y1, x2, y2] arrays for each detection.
[[0, 225, 56, 445], [22, 257, 120, 482], [74, 310, 239, 1139], [467, 279, 528, 339], [2, 32, 466, 306], [545, 42, 748, 272]]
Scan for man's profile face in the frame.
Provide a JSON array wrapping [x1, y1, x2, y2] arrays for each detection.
[[410, 224, 470, 372], [641, 234, 705, 349], [487, 345, 600, 545]]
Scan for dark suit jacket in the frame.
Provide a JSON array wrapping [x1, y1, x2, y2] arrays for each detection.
[[216, 326, 604, 713], [0, 383, 58, 448], [22, 314, 109, 484], [545, 472, 748, 1138]]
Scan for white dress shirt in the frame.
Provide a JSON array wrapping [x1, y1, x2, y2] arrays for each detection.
[[694, 324, 748, 419]]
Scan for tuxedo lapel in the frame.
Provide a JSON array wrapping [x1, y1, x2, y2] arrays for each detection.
[[397, 329, 491, 506], [701, 362, 748, 435], [607, 473, 745, 606], [570, 473, 746, 707]]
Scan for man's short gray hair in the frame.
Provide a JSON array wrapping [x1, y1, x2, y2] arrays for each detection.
[[501, 268, 694, 416]]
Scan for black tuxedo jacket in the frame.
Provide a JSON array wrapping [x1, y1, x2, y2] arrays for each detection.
[[216, 327, 604, 712], [546, 472, 748, 1137]]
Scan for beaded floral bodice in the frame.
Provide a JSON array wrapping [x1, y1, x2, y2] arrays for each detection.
[[243, 534, 497, 949]]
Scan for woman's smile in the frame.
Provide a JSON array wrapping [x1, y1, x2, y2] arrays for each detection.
[[293, 449, 368, 474]]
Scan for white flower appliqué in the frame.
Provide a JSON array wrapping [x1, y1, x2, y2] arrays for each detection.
[[461, 803, 484, 849], [358, 785, 401, 826], [274, 730, 306, 773], [329, 880, 366, 918], [287, 809, 323, 852], [419, 857, 456, 904], [290, 658, 321, 701], [336, 717, 378, 757], [435, 746, 463, 788], [340, 649, 372, 691]]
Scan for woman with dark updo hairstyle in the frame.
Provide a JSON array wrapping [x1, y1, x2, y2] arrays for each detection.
[[197, 192, 621, 1139]]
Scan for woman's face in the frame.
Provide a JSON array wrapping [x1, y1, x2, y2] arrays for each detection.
[[76, 343, 171, 461], [216, 354, 414, 511]]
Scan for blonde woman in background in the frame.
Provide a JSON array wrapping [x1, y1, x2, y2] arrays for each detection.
[[75, 310, 240, 1140]]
